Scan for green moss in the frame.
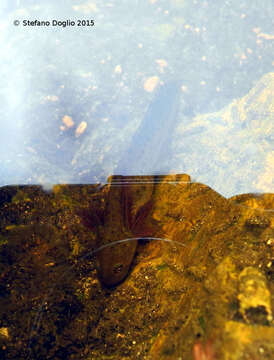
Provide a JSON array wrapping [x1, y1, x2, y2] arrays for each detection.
[[75, 289, 85, 302], [198, 316, 206, 332], [5, 225, 18, 230], [11, 189, 31, 204], [51, 185, 87, 210], [0, 235, 8, 246], [156, 262, 168, 271]]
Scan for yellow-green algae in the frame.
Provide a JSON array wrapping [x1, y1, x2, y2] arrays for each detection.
[[0, 180, 273, 359]]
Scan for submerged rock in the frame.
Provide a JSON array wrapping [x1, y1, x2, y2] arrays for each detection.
[[0, 176, 273, 359], [238, 266, 272, 324]]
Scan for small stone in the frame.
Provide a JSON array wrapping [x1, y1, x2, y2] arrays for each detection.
[[45, 95, 58, 102], [114, 65, 122, 74], [62, 115, 74, 128], [245, 215, 270, 229], [238, 267, 272, 323], [45, 262, 55, 267], [0, 328, 9, 339], [155, 59, 168, 73], [75, 121, 87, 137], [144, 76, 159, 92]]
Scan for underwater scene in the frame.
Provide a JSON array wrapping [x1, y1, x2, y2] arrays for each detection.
[[0, 0, 273, 359]]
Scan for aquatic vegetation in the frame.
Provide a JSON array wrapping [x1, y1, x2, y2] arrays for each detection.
[[26, 236, 186, 358], [0, 182, 273, 359]]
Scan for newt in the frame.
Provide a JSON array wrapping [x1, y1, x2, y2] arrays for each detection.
[[83, 174, 190, 286], [95, 175, 155, 286]]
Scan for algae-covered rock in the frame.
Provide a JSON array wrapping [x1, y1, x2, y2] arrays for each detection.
[[221, 321, 274, 360], [171, 72, 274, 197], [238, 267, 272, 324], [0, 178, 273, 359]]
